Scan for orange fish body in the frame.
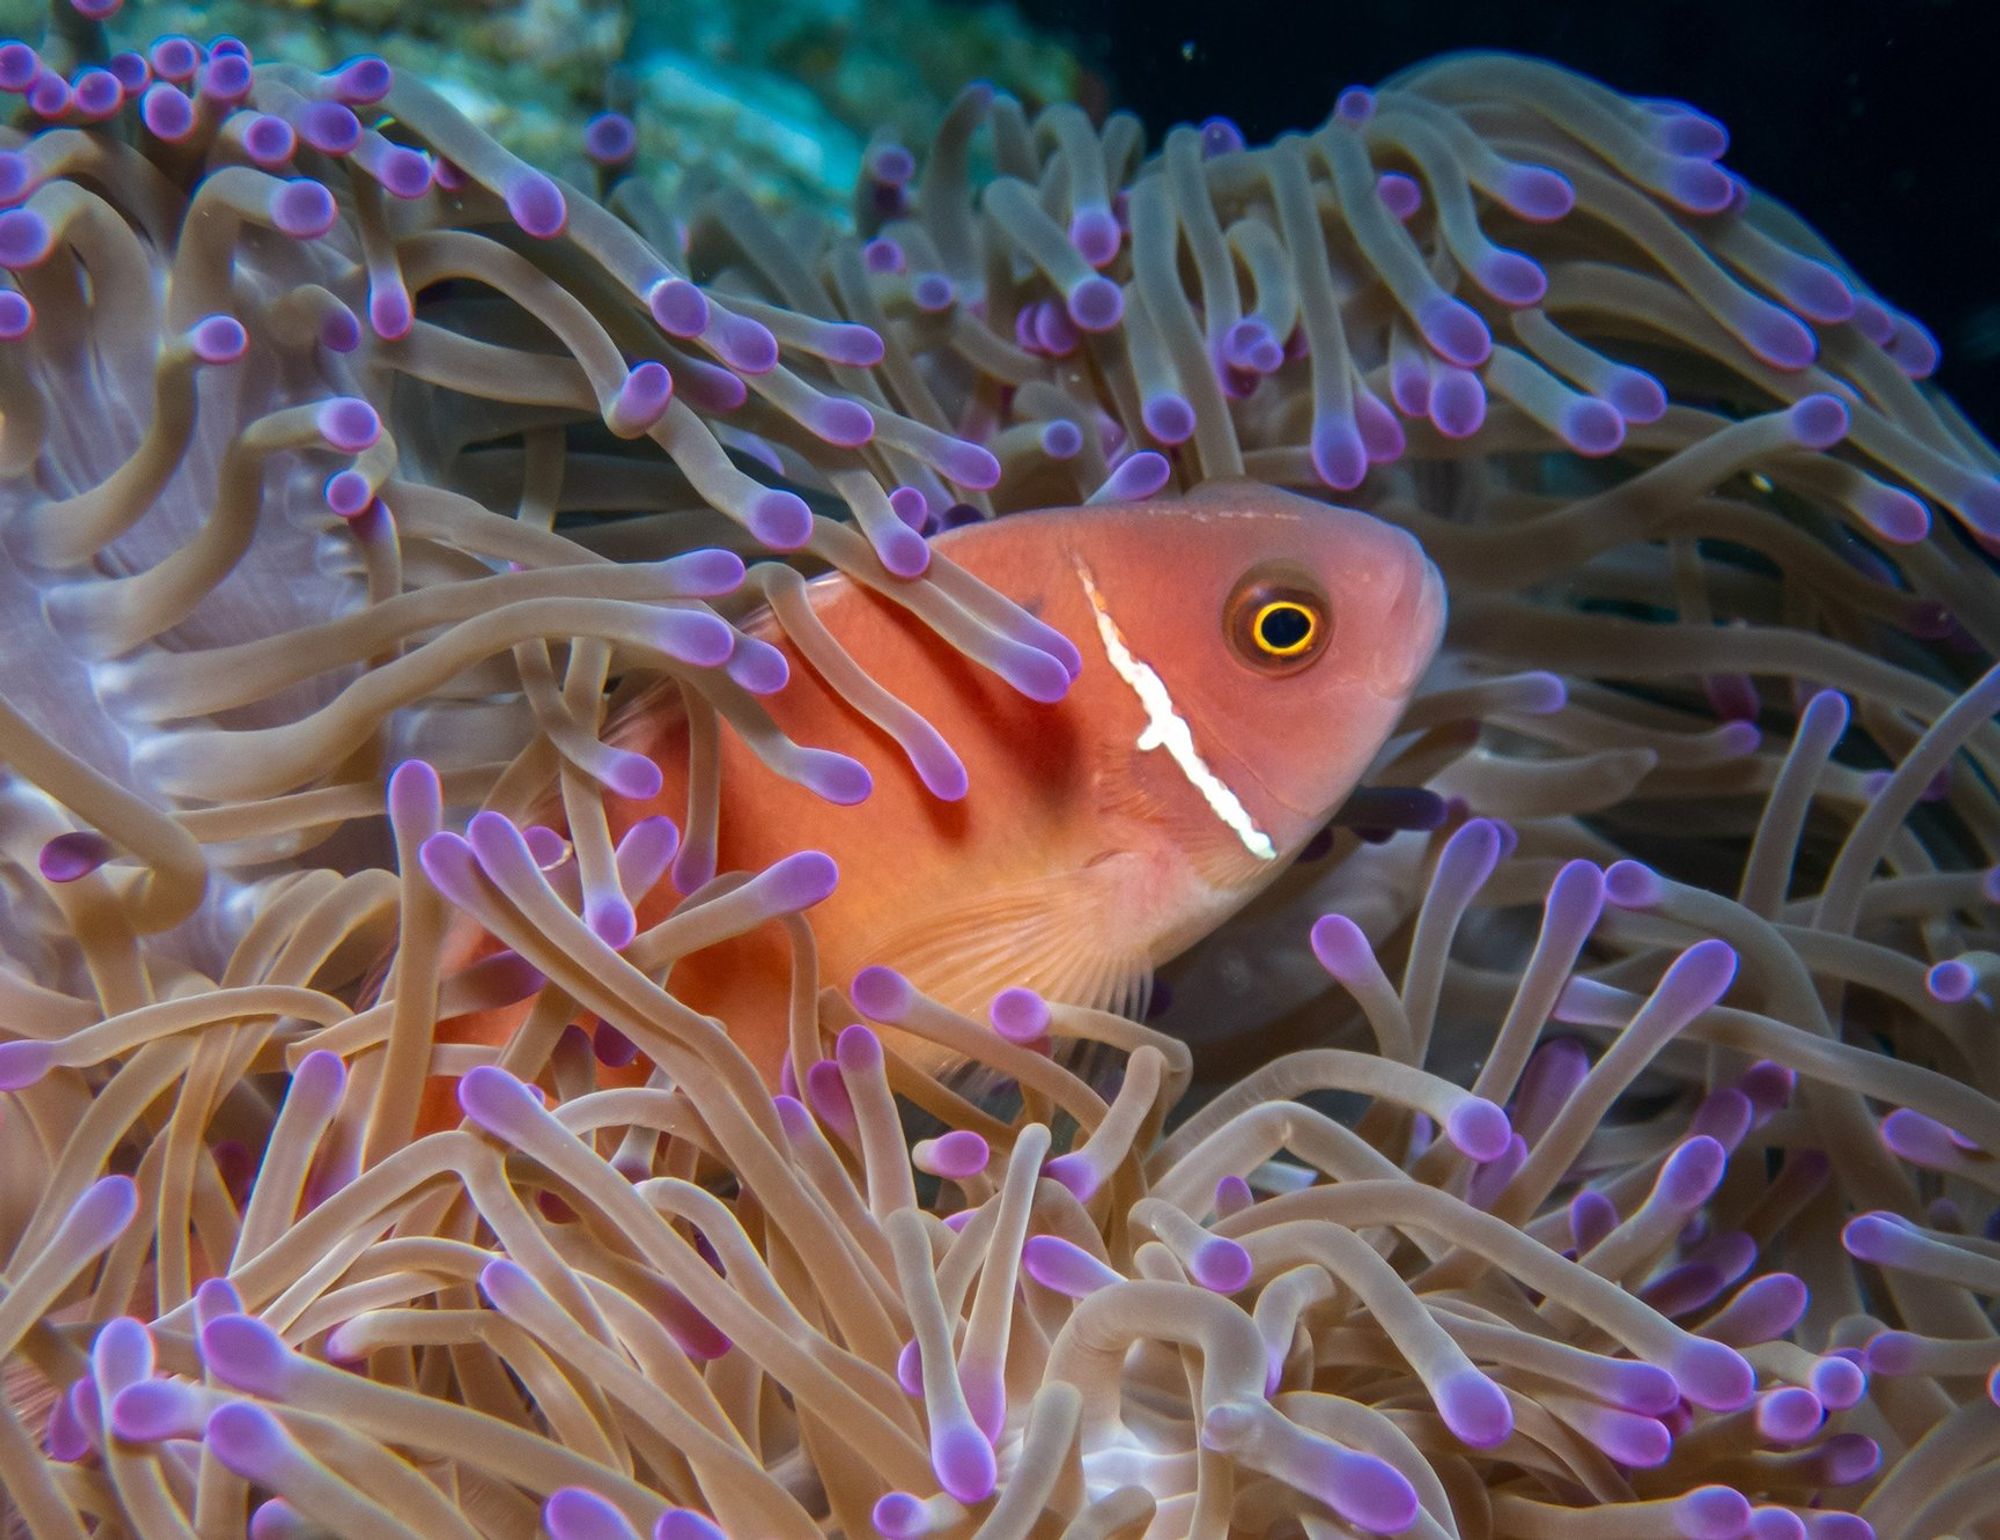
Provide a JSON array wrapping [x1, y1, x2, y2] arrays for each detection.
[[427, 481, 1444, 1096]]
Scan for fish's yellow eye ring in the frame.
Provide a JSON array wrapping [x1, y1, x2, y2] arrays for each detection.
[[1226, 570, 1331, 673], [1251, 600, 1319, 658]]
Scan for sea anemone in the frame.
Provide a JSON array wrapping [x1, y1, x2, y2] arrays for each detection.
[[1, 2, 1997, 1536]]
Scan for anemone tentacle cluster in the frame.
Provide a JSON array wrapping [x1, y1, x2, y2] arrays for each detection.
[[1, 1, 1998, 1536]]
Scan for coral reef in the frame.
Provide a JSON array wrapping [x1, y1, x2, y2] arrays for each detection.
[[1, 3, 1998, 1537], [0, 0, 1086, 218]]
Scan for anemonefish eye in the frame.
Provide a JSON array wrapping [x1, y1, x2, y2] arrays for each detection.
[[1252, 600, 1318, 657], [1226, 571, 1331, 672]]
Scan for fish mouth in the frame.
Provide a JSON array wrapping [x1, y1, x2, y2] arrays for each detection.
[[1367, 554, 1448, 700]]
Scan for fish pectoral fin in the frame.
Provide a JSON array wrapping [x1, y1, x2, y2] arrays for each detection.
[[858, 860, 1156, 1027]]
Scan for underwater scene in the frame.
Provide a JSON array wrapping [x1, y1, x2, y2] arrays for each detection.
[[0, 0, 1997, 1536]]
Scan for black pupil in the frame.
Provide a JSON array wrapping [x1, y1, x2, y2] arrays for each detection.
[[1259, 604, 1313, 650]]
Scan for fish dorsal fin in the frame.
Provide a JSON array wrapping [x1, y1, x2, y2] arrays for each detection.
[[857, 858, 1155, 1032]]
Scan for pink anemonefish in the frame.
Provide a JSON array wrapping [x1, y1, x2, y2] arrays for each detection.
[[419, 479, 1445, 1114]]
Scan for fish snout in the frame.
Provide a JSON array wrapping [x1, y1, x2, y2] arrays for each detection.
[[1359, 535, 1447, 700]]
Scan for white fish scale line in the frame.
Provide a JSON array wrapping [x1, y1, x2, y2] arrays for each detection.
[[1072, 558, 1277, 863]]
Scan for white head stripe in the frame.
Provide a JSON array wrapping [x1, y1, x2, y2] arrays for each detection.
[[1073, 558, 1277, 862]]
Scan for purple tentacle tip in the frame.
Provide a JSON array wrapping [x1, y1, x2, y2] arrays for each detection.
[[1756, 1385, 1824, 1444], [1311, 417, 1367, 491], [1377, 171, 1422, 221], [324, 468, 373, 519], [1188, 1232, 1255, 1294], [1199, 116, 1246, 157], [327, 54, 392, 104], [289, 1050, 348, 1119], [1477, 250, 1547, 307], [1561, 397, 1625, 457], [1603, 859, 1664, 909], [747, 489, 813, 550], [199, 53, 251, 103], [662, 547, 746, 597], [1787, 393, 1849, 449], [1660, 1135, 1728, 1206], [1143, 392, 1197, 446], [1070, 203, 1121, 267], [825, 323, 885, 367], [0, 290, 33, 339], [1098, 450, 1171, 503], [1887, 313, 1941, 378], [655, 1512, 725, 1540], [938, 438, 1002, 491], [1661, 938, 1739, 1019], [38, 828, 113, 883], [71, 68, 121, 119], [609, 361, 675, 437], [583, 112, 638, 167], [199, 1314, 293, 1397], [708, 309, 778, 374], [763, 850, 839, 911], [1334, 86, 1375, 124], [851, 964, 914, 1024], [796, 749, 871, 804], [649, 277, 709, 339], [873, 1492, 925, 1540], [1326, 1448, 1420, 1534], [1743, 305, 1817, 371], [195, 1277, 245, 1326], [67, 1174, 139, 1250], [1022, 1234, 1119, 1296], [990, 986, 1051, 1042], [863, 237, 906, 275], [913, 272, 956, 312], [1671, 1336, 1756, 1411], [0, 208, 52, 269], [186, 313, 248, 365], [928, 1130, 989, 1179], [933, 1418, 997, 1503], [0, 43, 37, 93], [315, 398, 380, 454], [110, 1379, 200, 1443], [545, 1488, 643, 1540], [811, 396, 875, 448], [726, 634, 789, 695], [1570, 1188, 1616, 1252], [92, 1317, 154, 1396], [1438, 1367, 1513, 1447], [804, 1061, 856, 1137], [1418, 295, 1492, 367], [990, 637, 1073, 704], [586, 892, 637, 951], [1067, 275, 1124, 333], [1430, 367, 1486, 438], [205, 1402, 295, 1479], [1, 1036, 59, 1090], [504, 169, 567, 238], [27, 72, 71, 119], [1445, 1097, 1513, 1162], [297, 100, 361, 156], [837, 1023, 884, 1077], [387, 757, 443, 831], [872, 520, 930, 579], [1929, 959, 1983, 1005], [1309, 913, 1375, 982], [1674, 1487, 1751, 1540]]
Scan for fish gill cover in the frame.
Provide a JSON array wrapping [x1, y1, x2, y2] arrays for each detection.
[[0, 0, 1997, 1537]]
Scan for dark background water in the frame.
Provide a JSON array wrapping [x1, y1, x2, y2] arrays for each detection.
[[1012, 0, 2000, 437]]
